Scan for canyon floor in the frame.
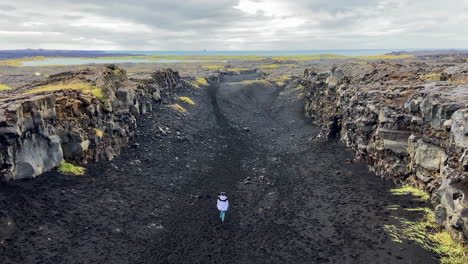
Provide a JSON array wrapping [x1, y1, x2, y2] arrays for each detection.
[[0, 73, 439, 263]]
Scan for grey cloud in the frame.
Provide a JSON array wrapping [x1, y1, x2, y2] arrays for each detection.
[[0, 0, 467, 50], [0, 4, 15, 11]]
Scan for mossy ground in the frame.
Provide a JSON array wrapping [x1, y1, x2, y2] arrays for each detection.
[[0, 84, 12, 90], [0, 54, 416, 69], [26, 81, 105, 100], [178, 96, 195, 105], [94, 128, 104, 137], [169, 104, 187, 113], [195, 77, 208, 85], [58, 162, 85, 175], [422, 73, 442, 81], [390, 185, 430, 201], [386, 185, 468, 264]]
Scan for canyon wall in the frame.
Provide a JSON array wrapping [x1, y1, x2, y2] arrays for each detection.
[[0, 65, 187, 181], [302, 62, 468, 242]]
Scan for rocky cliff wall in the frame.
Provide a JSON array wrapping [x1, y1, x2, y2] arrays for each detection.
[[0, 65, 187, 181], [303, 62, 468, 242]]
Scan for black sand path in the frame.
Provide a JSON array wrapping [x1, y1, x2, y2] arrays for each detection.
[[0, 73, 437, 263]]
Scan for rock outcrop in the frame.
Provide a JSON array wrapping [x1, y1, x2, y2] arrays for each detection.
[[303, 62, 468, 242], [0, 65, 187, 181]]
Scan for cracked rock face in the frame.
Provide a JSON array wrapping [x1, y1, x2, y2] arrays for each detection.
[[0, 65, 187, 181], [303, 62, 468, 242]]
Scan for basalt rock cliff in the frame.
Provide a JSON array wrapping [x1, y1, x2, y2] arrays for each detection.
[[0, 65, 187, 181], [303, 62, 468, 242]]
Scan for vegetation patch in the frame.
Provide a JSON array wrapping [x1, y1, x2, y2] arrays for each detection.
[[226, 67, 252, 74], [94, 128, 104, 137], [178, 96, 195, 105], [26, 81, 105, 100], [202, 65, 224, 70], [384, 209, 467, 264], [353, 55, 415, 60], [0, 56, 47, 67], [169, 104, 187, 113], [195, 77, 208, 85], [385, 204, 400, 210], [258, 64, 281, 69], [422, 73, 442, 81], [0, 84, 12, 91], [58, 162, 85, 175], [390, 185, 430, 201]]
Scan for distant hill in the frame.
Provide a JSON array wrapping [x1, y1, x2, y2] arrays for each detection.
[[386, 49, 468, 56]]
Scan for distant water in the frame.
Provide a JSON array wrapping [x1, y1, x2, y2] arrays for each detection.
[[21, 58, 206, 66], [106, 49, 415, 56], [19, 49, 419, 66]]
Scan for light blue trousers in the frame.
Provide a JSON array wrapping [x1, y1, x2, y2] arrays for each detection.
[[220, 211, 226, 222]]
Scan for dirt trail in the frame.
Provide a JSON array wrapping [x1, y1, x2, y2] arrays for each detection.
[[0, 73, 438, 263]]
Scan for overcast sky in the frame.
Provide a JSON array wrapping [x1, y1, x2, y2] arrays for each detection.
[[0, 0, 467, 50]]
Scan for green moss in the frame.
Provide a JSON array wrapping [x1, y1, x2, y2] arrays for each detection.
[[58, 162, 85, 175], [390, 185, 430, 201], [202, 65, 224, 70], [0, 56, 47, 67], [385, 209, 467, 264], [226, 67, 251, 74], [195, 77, 208, 85], [178, 96, 195, 105], [0, 84, 12, 91], [94, 128, 104, 137], [26, 81, 105, 100], [292, 85, 304, 91], [353, 55, 414, 60], [385, 204, 400, 210], [226, 80, 272, 86], [422, 73, 442, 81], [169, 104, 187, 113]]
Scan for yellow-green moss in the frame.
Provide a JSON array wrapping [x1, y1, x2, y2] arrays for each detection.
[[384, 209, 467, 264], [226, 67, 251, 74], [385, 204, 400, 210], [169, 104, 187, 113], [225, 80, 273, 87], [0, 84, 12, 91], [422, 73, 442, 81], [94, 128, 104, 137], [178, 96, 195, 105], [26, 82, 105, 100], [258, 64, 281, 69], [202, 65, 224, 70], [0, 56, 47, 67], [58, 162, 85, 175], [354, 55, 415, 60], [390, 185, 430, 201], [292, 85, 304, 91], [195, 77, 208, 85]]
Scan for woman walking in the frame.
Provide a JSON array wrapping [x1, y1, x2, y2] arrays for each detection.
[[217, 192, 229, 222]]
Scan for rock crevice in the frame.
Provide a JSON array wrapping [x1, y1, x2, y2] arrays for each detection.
[[303, 62, 468, 242], [0, 65, 188, 181]]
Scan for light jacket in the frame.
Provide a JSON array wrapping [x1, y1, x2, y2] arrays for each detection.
[[217, 195, 229, 211]]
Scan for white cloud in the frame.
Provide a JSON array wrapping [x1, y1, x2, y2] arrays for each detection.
[[0, 0, 466, 50]]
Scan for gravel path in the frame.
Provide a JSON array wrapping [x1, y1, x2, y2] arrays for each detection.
[[0, 73, 437, 263]]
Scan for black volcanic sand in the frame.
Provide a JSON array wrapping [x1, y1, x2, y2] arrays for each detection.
[[0, 73, 438, 264]]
